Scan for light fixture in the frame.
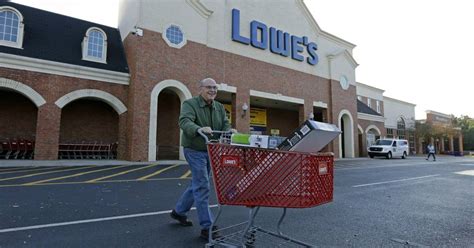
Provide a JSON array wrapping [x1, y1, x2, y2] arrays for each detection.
[[241, 103, 249, 117], [308, 112, 314, 120]]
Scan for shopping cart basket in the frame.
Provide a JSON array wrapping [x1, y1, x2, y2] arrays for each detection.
[[199, 130, 334, 247]]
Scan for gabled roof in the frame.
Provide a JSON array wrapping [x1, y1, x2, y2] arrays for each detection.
[[357, 100, 382, 116], [0, 1, 129, 73]]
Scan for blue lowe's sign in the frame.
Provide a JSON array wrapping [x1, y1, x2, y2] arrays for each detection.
[[231, 9, 319, 65]]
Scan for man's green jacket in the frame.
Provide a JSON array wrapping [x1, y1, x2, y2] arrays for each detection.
[[179, 96, 231, 151]]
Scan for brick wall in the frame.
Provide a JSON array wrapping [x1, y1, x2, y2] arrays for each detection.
[[123, 29, 351, 161], [59, 99, 119, 143], [0, 67, 128, 160]]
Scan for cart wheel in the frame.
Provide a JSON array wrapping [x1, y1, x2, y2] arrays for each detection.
[[244, 230, 256, 247]]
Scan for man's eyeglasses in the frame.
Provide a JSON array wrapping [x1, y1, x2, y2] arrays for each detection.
[[201, 85, 218, 90]]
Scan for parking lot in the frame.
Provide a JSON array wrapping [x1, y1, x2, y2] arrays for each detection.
[[0, 156, 473, 247], [0, 163, 189, 188]]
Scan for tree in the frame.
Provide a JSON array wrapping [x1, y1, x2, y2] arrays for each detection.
[[453, 115, 474, 150]]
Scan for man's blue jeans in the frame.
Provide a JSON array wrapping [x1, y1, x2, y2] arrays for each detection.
[[175, 148, 213, 229]]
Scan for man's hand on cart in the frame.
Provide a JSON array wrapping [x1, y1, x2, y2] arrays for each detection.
[[198, 126, 213, 134], [230, 128, 238, 133]]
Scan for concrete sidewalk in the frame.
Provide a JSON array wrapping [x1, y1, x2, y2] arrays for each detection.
[[0, 159, 188, 168]]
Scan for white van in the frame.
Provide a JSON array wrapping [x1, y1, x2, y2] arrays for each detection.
[[368, 139, 409, 159]]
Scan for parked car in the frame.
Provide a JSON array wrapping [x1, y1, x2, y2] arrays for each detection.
[[368, 139, 409, 159]]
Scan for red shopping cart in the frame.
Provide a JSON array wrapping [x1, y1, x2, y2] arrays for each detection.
[[199, 130, 334, 248]]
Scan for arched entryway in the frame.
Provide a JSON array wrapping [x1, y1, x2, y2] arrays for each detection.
[[149, 80, 192, 161], [156, 89, 181, 160], [0, 78, 46, 159], [365, 125, 382, 148], [55, 89, 127, 159], [338, 110, 354, 158]]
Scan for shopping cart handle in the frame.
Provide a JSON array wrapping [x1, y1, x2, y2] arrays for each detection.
[[197, 128, 210, 143], [198, 129, 232, 143]]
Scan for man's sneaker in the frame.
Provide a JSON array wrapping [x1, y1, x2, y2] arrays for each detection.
[[200, 226, 221, 241], [170, 209, 193, 226]]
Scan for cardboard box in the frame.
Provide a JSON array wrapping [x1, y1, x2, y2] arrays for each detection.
[[278, 120, 341, 153]]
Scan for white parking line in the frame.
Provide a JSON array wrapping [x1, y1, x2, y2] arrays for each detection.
[[0, 204, 218, 234], [352, 174, 440, 188], [337, 162, 435, 171]]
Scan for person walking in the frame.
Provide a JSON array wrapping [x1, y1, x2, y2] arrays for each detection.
[[170, 78, 234, 241], [426, 143, 436, 161]]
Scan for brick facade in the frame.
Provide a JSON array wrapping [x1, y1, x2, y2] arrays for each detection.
[[123, 29, 358, 160], [0, 28, 360, 160], [0, 67, 128, 160]]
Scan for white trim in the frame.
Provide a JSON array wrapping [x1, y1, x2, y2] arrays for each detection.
[[162, 23, 187, 49], [0, 53, 130, 85], [356, 82, 385, 93], [357, 124, 364, 134], [217, 83, 237, 93], [185, 0, 213, 18], [0, 6, 24, 49], [357, 113, 386, 122], [313, 101, 328, 109], [0, 77, 46, 107], [250, 90, 304, 105], [148, 80, 192, 162], [365, 125, 382, 136], [425, 110, 451, 118], [337, 109, 355, 158], [82, 27, 108, 64], [384, 96, 416, 107], [55, 89, 127, 115]]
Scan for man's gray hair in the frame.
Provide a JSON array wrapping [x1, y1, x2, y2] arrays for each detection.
[[199, 78, 216, 86]]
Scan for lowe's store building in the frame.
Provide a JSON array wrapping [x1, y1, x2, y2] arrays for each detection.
[[0, 0, 415, 161]]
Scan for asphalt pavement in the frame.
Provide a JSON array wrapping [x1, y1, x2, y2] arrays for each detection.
[[0, 156, 473, 247]]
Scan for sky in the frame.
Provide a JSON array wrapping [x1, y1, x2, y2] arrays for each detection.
[[11, 0, 474, 119]]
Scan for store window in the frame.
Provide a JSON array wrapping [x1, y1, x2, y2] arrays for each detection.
[[82, 27, 107, 63], [163, 24, 187, 48], [397, 117, 406, 139], [340, 75, 349, 90], [0, 6, 24, 48], [386, 128, 394, 138]]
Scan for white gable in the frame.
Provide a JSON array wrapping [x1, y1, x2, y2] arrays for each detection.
[[119, 0, 357, 80]]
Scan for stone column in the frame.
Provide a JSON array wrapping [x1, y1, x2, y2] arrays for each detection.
[[34, 103, 61, 160], [458, 135, 464, 153], [440, 137, 445, 152], [449, 136, 454, 152], [298, 102, 313, 124], [117, 113, 128, 160]]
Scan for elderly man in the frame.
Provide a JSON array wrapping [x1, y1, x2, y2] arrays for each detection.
[[170, 78, 234, 240]]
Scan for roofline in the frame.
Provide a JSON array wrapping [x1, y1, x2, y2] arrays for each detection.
[[356, 82, 385, 93], [0, 52, 130, 85], [8, 1, 118, 29], [383, 96, 416, 107], [426, 110, 452, 119]]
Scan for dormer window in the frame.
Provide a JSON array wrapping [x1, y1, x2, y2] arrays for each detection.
[[0, 6, 24, 49], [82, 27, 107, 63]]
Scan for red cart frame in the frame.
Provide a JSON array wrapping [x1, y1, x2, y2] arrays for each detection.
[[201, 131, 334, 247]]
